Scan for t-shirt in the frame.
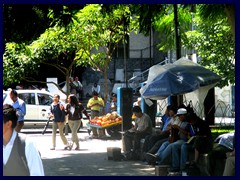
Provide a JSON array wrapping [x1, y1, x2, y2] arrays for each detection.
[[135, 113, 152, 134], [161, 114, 171, 131], [87, 97, 104, 112]]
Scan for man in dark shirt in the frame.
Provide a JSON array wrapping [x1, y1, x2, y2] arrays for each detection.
[[180, 111, 212, 171]]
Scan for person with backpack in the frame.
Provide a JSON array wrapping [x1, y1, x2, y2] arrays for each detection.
[[3, 104, 44, 176], [50, 94, 71, 150]]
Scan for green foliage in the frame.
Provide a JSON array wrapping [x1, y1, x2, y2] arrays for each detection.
[[183, 11, 235, 87], [153, 5, 192, 52], [3, 4, 138, 95], [3, 43, 38, 86], [73, 4, 137, 71], [151, 4, 234, 87]]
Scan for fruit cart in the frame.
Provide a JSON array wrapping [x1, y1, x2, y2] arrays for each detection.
[[87, 112, 123, 138]]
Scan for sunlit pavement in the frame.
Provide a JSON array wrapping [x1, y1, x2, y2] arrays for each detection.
[[26, 131, 155, 176]]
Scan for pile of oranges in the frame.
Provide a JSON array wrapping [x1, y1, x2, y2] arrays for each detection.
[[89, 112, 122, 127]]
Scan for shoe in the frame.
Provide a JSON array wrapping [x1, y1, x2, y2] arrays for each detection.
[[69, 143, 73, 150], [121, 154, 128, 161], [90, 135, 98, 139], [87, 129, 92, 135], [145, 153, 158, 162], [75, 146, 80, 150], [189, 160, 199, 168], [169, 168, 180, 172], [64, 144, 72, 150], [98, 135, 107, 139], [50, 147, 55, 150]]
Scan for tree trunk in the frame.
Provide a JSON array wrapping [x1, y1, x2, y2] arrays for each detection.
[[224, 5, 235, 40], [103, 66, 109, 114], [65, 69, 72, 103]]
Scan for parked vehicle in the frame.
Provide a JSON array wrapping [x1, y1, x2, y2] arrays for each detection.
[[3, 89, 63, 129]]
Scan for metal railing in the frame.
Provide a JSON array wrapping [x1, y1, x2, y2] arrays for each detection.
[[127, 58, 173, 92]]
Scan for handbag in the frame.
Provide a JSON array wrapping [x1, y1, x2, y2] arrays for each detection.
[[168, 127, 179, 143]]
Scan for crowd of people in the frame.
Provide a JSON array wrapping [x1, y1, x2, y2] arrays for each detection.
[[3, 84, 235, 176], [121, 103, 235, 176]]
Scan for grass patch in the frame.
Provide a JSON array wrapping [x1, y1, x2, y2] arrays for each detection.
[[211, 127, 234, 140]]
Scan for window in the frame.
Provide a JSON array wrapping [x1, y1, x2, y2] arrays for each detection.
[[37, 93, 53, 105], [18, 93, 35, 105]]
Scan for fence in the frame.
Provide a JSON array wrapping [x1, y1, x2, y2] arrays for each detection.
[[155, 98, 235, 131]]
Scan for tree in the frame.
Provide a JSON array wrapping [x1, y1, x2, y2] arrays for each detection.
[[198, 4, 235, 40], [72, 4, 137, 104], [3, 4, 138, 104], [183, 10, 235, 87], [3, 25, 80, 99], [150, 4, 234, 87]]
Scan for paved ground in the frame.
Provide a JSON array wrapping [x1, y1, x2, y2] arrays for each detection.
[[27, 130, 156, 176]]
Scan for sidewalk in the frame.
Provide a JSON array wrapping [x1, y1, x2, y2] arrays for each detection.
[[30, 132, 155, 176]]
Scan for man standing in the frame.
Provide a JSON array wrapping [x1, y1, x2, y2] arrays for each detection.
[[3, 104, 44, 176], [5, 89, 26, 132], [87, 91, 105, 138], [73, 76, 83, 100], [50, 94, 70, 150], [69, 77, 77, 95], [92, 83, 101, 95], [123, 106, 152, 160]]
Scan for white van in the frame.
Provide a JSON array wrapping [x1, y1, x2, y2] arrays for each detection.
[[3, 89, 64, 129]]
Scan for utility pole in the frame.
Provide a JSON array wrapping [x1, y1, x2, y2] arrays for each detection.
[[123, 16, 128, 88], [171, 4, 183, 106], [174, 4, 181, 60]]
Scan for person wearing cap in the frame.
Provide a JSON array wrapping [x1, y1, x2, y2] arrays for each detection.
[[145, 108, 190, 170], [4, 89, 26, 132], [123, 106, 152, 160], [87, 91, 105, 138], [180, 111, 212, 172], [143, 105, 177, 158]]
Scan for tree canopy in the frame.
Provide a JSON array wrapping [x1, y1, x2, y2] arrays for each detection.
[[3, 4, 235, 93]]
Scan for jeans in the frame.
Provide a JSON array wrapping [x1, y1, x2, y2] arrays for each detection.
[[156, 139, 186, 168], [142, 133, 169, 153], [156, 141, 171, 165], [180, 143, 194, 170], [171, 140, 188, 170], [148, 138, 169, 154]]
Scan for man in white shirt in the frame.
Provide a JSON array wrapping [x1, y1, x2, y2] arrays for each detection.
[[4, 89, 26, 132], [3, 104, 44, 176], [73, 76, 83, 100], [123, 106, 152, 160], [92, 83, 101, 95]]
